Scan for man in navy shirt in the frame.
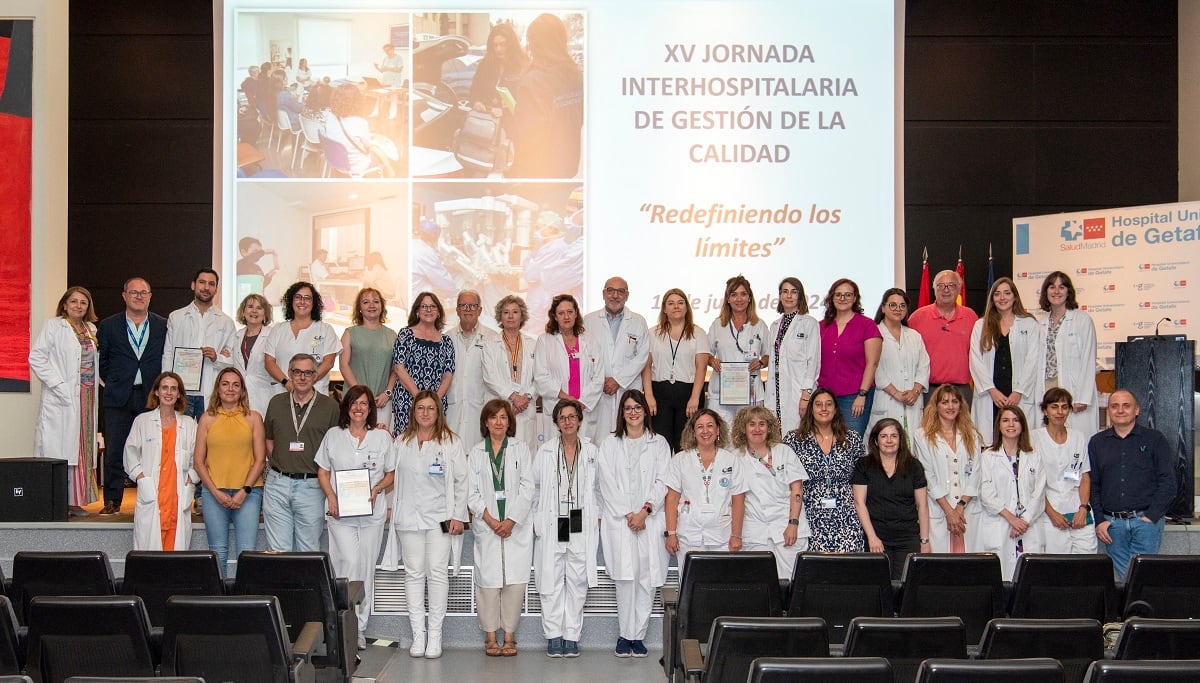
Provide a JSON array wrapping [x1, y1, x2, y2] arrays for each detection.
[[1088, 389, 1176, 578]]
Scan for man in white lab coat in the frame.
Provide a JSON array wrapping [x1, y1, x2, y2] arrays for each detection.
[[161, 268, 236, 419], [445, 290, 497, 440], [583, 277, 650, 444]]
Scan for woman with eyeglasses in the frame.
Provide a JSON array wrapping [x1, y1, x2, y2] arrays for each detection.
[[263, 281, 342, 396], [766, 277, 820, 435], [707, 275, 769, 428], [818, 278, 882, 438], [867, 288, 929, 438], [977, 405, 1045, 580], [1033, 271, 1099, 436], [391, 292, 456, 434], [530, 398, 599, 658], [339, 288, 399, 429], [596, 389, 671, 658], [969, 277, 1040, 437]]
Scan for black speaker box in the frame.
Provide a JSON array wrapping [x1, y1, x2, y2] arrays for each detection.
[[0, 457, 68, 522]]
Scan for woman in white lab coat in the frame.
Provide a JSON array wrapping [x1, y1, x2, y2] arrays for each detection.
[[969, 277, 1040, 438], [867, 288, 930, 437], [530, 398, 599, 658], [534, 294, 604, 438], [467, 399, 535, 657], [1029, 387, 1096, 554], [596, 389, 671, 658], [976, 405, 1046, 580], [1034, 271, 1099, 437], [664, 409, 746, 561], [29, 286, 100, 515], [123, 372, 197, 551], [765, 277, 820, 435], [911, 384, 983, 554], [707, 275, 769, 427], [232, 293, 275, 416], [384, 390, 468, 659], [483, 295, 541, 450]]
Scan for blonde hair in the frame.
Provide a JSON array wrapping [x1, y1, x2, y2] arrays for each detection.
[[731, 405, 782, 451], [920, 384, 979, 454]]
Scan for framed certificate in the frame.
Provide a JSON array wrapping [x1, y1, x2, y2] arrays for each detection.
[[719, 361, 752, 406], [172, 347, 205, 392], [334, 468, 373, 518]]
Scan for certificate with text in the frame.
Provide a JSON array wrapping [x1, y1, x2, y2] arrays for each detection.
[[172, 347, 204, 392], [334, 468, 373, 518], [718, 362, 752, 406]]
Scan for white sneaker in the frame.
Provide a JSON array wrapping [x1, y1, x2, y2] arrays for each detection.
[[410, 630, 426, 658], [357, 633, 367, 651], [425, 631, 443, 659]]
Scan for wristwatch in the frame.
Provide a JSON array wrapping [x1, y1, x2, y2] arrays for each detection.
[[243, 485, 253, 494], [643, 502, 654, 514], [664, 530, 676, 538], [920, 537, 930, 544], [957, 499, 967, 507], [787, 518, 800, 526], [857, 389, 869, 397]]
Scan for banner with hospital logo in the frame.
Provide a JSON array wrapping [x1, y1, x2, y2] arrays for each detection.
[[1012, 201, 1200, 369]]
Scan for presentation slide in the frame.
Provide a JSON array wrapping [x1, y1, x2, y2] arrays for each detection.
[[220, 0, 897, 333]]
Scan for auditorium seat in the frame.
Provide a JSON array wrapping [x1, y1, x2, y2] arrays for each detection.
[[681, 616, 828, 683], [0, 676, 32, 683], [232, 552, 359, 683], [1120, 554, 1200, 619], [24, 596, 156, 683], [843, 616, 967, 683], [662, 551, 782, 681], [1113, 617, 1200, 660], [160, 595, 319, 683], [118, 551, 224, 627], [10, 552, 114, 625], [1082, 660, 1200, 682], [1008, 554, 1119, 622], [978, 618, 1102, 683], [748, 657, 892, 683], [895, 553, 1005, 646], [787, 552, 893, 646], [65, 679, 205, 683], [915, 658, 1064, 683], [0, 597, 21, 676]]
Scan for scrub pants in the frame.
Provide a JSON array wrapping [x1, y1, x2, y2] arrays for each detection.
[[398, 528, 452, 636], [536, 534, 589, 641], [328, 516, 387, 634]]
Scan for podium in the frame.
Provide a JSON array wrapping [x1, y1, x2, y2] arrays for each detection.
[[1115, 336, 1196, 519]]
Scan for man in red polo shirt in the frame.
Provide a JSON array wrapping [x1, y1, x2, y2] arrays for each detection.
[[908, 270, 977, 406]]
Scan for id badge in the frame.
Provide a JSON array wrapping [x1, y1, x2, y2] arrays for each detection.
[[1063, 469, 1081, 483], [698, 503, 717, 514], [429, 462, 445, 476], [821, 497, 838, 509], [495, 491, 506, 502], [559, 498, 571, 516], [289, 441, 305, 452]]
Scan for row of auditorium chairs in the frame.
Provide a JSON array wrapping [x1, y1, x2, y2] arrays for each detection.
[[745, 657, 1200, 683], [0, 551, 363, 683], [679, 614, 1200, 683]]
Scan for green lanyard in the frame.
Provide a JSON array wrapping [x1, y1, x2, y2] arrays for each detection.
[[486, 437, 508, 521]]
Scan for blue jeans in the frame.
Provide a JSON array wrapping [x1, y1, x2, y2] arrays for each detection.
[[263, 469, 326, 552], [201, 486, 263, 577], [184, 395, 206, 420], [835, 392, 874, 439], [1103, 514, 1165, 580]]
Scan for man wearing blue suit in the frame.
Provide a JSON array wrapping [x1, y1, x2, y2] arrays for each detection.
[[96, 277, 168, 515]]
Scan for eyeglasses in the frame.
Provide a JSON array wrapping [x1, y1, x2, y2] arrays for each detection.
[[125, 290, 151, 297], [557, 413, 580, 422], [832, 292, 855, 300], [458, 303, 481, 311], [604, 287, 628, 296], [419, 304, 439, 311], [289, 369, 316, 378], [293, 294, 314, 302], [885, 302, 908, 310], [623, 405, 645, 413], [934, 283, 959, 291]]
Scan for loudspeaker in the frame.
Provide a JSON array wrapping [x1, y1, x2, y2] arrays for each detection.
[[0, 457, 68, 522]]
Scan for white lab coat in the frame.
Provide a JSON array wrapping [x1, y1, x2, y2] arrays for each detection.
[[1034, 309, 1099, 437], [466, 438, 536, 588], [124, 410, 198, 551], [595, 433, 671, 586], [976, 447, 1046, 580], [911, 432, 983, 554], [969, 316, 1040, 438], [664, 448, 747, 548], [381, 435, 469, 574], [582, 309, 651, 444], [162, 302, 237, 397], [30, 318, 96, 466], [263, 320, 342, 395], [765, 314, 821, 435], [707, 318, 769, 426], [233, 325, 275, 417], [445, 324, 499, 440], [533, 332, 605, 438], [482, 331, 541, 450], [531, 437, 601, 588], [868, 323, 930, 437]]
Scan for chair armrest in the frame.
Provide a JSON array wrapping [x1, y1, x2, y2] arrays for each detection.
[[778, 579, 790, 615], [292, 621, 324, 663], [681, 638, 705, 680], [345, 580, 365, 607], [891, 580, 904, 615], [113, 577, 125, 593], [662, 585, 678, 607], [149, 625, 164, 664], [223, 577, 236, 594], [663, 601, 678, 677]]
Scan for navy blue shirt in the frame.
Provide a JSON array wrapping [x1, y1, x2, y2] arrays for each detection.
[[1088, 424, 1176, 522]]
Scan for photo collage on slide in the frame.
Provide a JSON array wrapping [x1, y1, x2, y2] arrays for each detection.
[[233, 9, 585, 334]]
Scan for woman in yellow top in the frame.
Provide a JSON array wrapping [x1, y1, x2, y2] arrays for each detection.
[[194, 367, 267, 576], [123, 372, 197, 551]]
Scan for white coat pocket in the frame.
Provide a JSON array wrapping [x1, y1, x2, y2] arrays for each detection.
[[135, 477, 156, 505]]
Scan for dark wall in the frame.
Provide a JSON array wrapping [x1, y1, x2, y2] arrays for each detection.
[[68, 0, 215, 319], [904, 0, 1178, 310], [66, 2, 1179, 316]]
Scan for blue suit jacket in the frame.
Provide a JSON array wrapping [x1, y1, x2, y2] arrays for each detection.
[[97, 311, 168, 408]]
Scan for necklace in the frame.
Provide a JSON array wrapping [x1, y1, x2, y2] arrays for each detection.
[[503, 332, 521, 380]]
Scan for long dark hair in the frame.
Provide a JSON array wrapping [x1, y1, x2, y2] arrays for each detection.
[[864, 418, 916, 477], [796, 387, 849, 447], [822, 278, 864, 325]]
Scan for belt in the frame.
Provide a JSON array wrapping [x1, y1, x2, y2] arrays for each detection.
[[1104, 509, 1144, 519], [270, 466, 317, 480]]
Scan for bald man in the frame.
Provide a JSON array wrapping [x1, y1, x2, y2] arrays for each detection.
[[583, 277, 650, 443], [907, 269, 978, 404]]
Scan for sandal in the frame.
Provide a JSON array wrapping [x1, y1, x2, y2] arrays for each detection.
[[501, 638, 518, 657], [485, 634, 502, 657]]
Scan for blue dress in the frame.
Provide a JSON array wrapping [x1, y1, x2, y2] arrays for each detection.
[[783, 428, 865, 552], [391, 327, 456, 433]]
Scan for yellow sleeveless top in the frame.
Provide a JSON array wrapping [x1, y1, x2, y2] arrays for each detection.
[[205, 409, 262, 489]]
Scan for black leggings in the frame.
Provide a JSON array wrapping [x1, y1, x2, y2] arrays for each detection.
[[651, 380, 703, 453]]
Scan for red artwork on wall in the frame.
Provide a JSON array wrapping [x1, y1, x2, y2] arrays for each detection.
[[0, 20, 32, 391]]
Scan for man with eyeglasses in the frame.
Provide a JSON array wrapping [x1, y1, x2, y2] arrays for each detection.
[[96, 277, 169, 515], [907, 270, 978, 405], [262, 353, 340, 551], [445, 290, 498, 439], [583, 277, 650, 444], [162, 269, 236, 419]]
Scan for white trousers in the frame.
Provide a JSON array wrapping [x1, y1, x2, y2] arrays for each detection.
[[1031, 516, 1098, 554], [327, 519, 387, 634], [536, 536, 590, 640], [613, 577, 655, 641], [398, 529, 452, 635], [741, 537, 808, 580]]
